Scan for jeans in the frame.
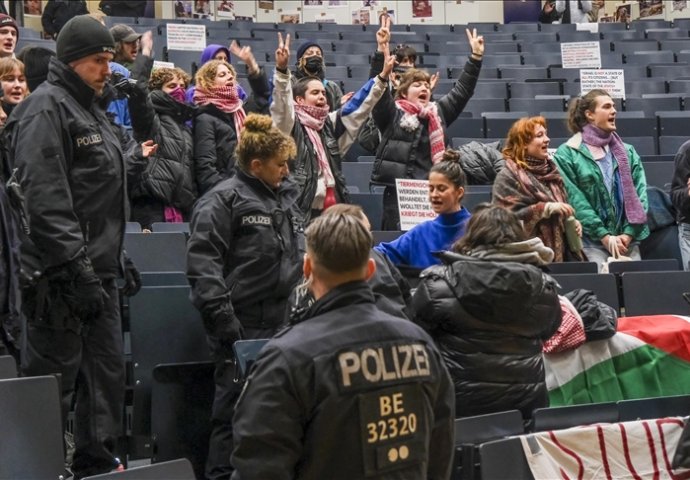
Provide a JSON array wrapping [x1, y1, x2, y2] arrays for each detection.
[[678, 222, 690, 271]]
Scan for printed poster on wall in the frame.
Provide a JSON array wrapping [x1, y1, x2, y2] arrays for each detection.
[[193, 0, 213, 19], [673, 0, 688, 12], [412, 0, 433, 18], [174, 0, 193, 18], [303, 0, 324, 7], [352, 8, 371, 25], [24, 0, 42, 16], [258, 0, 274, 10], [377, 7, 396, 24], [214, 0, 234, 18], [638, 0, 664, 17], [395, 179, 437, 231], [280, 11, 301, 23]]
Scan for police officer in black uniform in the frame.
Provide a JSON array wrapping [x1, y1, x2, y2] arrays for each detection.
[[231, 213, 455, 480], [186, 113, 304, 480], [6, 15, 134, 478]]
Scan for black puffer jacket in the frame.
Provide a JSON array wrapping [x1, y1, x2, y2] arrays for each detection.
[[371, 57, 481, 186], [412, 251, 561, 419], [193, 68, 271, 195], [5, 58, 127, 278], [128, 56, 196, 225], [456, 140, 505, 185]]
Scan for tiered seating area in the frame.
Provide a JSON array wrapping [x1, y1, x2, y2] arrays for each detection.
[[8, 14, 690, 479]]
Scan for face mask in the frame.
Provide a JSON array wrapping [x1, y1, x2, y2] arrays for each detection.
[[304, 56, 323, 74], [168, 86, 186, 104]]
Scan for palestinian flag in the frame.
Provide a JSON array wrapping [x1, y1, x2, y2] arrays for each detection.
[[545, 315, 690, 406]]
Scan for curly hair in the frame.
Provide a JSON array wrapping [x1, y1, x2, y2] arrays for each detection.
[[502, 116, 548, 169], [194, 59, 236, 92], [148, 66, 190, 91], [235, 113, 296, 172]]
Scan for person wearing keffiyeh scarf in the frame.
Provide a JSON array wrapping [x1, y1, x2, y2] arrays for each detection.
[[271, 31, 395, 222], [493, 116, 585, 262], [370, 28, 484, 230], [553, 89, 649, 269], [192, 46, 271, 195]]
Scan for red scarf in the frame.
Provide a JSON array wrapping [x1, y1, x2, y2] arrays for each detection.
[[193, 85, 246, 143], [395, 99, 445, 164], [295, 103, 336, 209]]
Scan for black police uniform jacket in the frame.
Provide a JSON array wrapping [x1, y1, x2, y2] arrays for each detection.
[[5, 58, 128, 279], [186, 169, 304, 328], [231, 281, 455, 480], [128, 55, 197, 220], [412, 253, 561, 419], [193, 68, 271, 196], [370, 57, 481, 186]]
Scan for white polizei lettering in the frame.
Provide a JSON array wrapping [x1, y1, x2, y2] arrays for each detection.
[[378, 347, 398, 381], [241, 215, 271, 225], [76, 133, 103, 147], [412, 344, 431, 376], [399, 345, 415, 378], [339, 351, 360, 387], [361, 348, 382, 383]]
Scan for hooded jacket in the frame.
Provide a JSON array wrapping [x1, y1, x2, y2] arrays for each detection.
[[412, 251, 561, 419], [184, 44, 248, 104]]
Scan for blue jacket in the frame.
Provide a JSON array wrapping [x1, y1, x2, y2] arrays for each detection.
[[374, 208, 472, 269]]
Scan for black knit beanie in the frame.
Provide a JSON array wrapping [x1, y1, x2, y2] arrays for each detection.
[[57, 15, 116, 65], [18, 46, 56, 92]]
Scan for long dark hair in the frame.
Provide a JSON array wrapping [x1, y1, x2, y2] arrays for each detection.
[[452, 204, 526, 254]]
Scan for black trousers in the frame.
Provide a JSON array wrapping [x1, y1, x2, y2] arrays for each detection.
[[205, 325, 275, 480], [21, 278, 125, 478]]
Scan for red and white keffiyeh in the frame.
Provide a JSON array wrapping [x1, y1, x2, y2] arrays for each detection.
[[395, 98, 445, 164]]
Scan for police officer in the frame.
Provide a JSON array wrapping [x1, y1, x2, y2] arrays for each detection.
[[231, 213, 455, 479], [5, 15, 130, 478], [186, 113, 304, 480]]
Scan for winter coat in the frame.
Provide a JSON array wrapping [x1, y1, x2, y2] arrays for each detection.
[[271, 70, 386, 221], [128, 55, 196, 223], [193, 67, 271, 195], [41, 0, 88, 37], [5, 58, 128, 278], [232, 281, 455, 480], [412, 251, 561, 419], [371, 57, 481, 186], [456, 140, 505, 185], [553, 132, 649, 242]]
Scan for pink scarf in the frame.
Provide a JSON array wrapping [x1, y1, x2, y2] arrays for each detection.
[[395, 98, 445, 164], [581, 124, 647, 224], [194, 85, 246, 143], [295, 103, 335, 208]]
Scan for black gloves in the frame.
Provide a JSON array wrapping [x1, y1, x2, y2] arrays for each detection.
[[121, 256, 141, 297], [47, 254, 105, 322], [203, 304, 243, 346]]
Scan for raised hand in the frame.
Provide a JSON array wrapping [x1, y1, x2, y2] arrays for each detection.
[[230, 40, 259, 75], [376, 15, 391, 52], [380, 53, 396, 80], [466, 28, 484, 58], [340, 92, 354, 106], [430, 71, 440, 91], [140, 30, 153, 57], [275, 32, 291, 71]]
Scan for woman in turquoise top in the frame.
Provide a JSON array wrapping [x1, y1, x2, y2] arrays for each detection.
[[553, 89, 648, 270], [374, 151, 471, 268]]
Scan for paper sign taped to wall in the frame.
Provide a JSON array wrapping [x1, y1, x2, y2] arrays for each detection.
[[396, 178, 437, 231], [580, 69, 626, 98], [166, 23, 206, 51], [561, 41, 601, 69]]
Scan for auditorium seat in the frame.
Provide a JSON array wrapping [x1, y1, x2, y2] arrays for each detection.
[[508, 98, 565, 115], [551, 273, 620, 313], [479, 437, 534, 480], [342, 162, 373, 192], [0, 356, 16, 379], [658, 111, 690, 136], [532, 402, 619, 432], [124, 232, 187, 272], [446, 117, 485, 139], [621, 271, 690, 315], [643, 161, 674, 190], [350, 192, 383, 230], [499, 66, 549, 81], [463, 98, 506, 117], [611, 39, 659, 54], [83, 458, 196, 479], [509, 81, 561, 98], [483, 112, 528, 138], [151, 222, 190, 234], [659, 136, 688, 155], [624, 50, 674, 64], [618, 394, 690, 421], [624, 96, 682, 116]]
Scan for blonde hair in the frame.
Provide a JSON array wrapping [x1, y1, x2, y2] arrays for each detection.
[[194, 59, 236, 92], [306, 213, 373, 274], [235, 113, 296, 171], [0, 58, 28, 97]]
